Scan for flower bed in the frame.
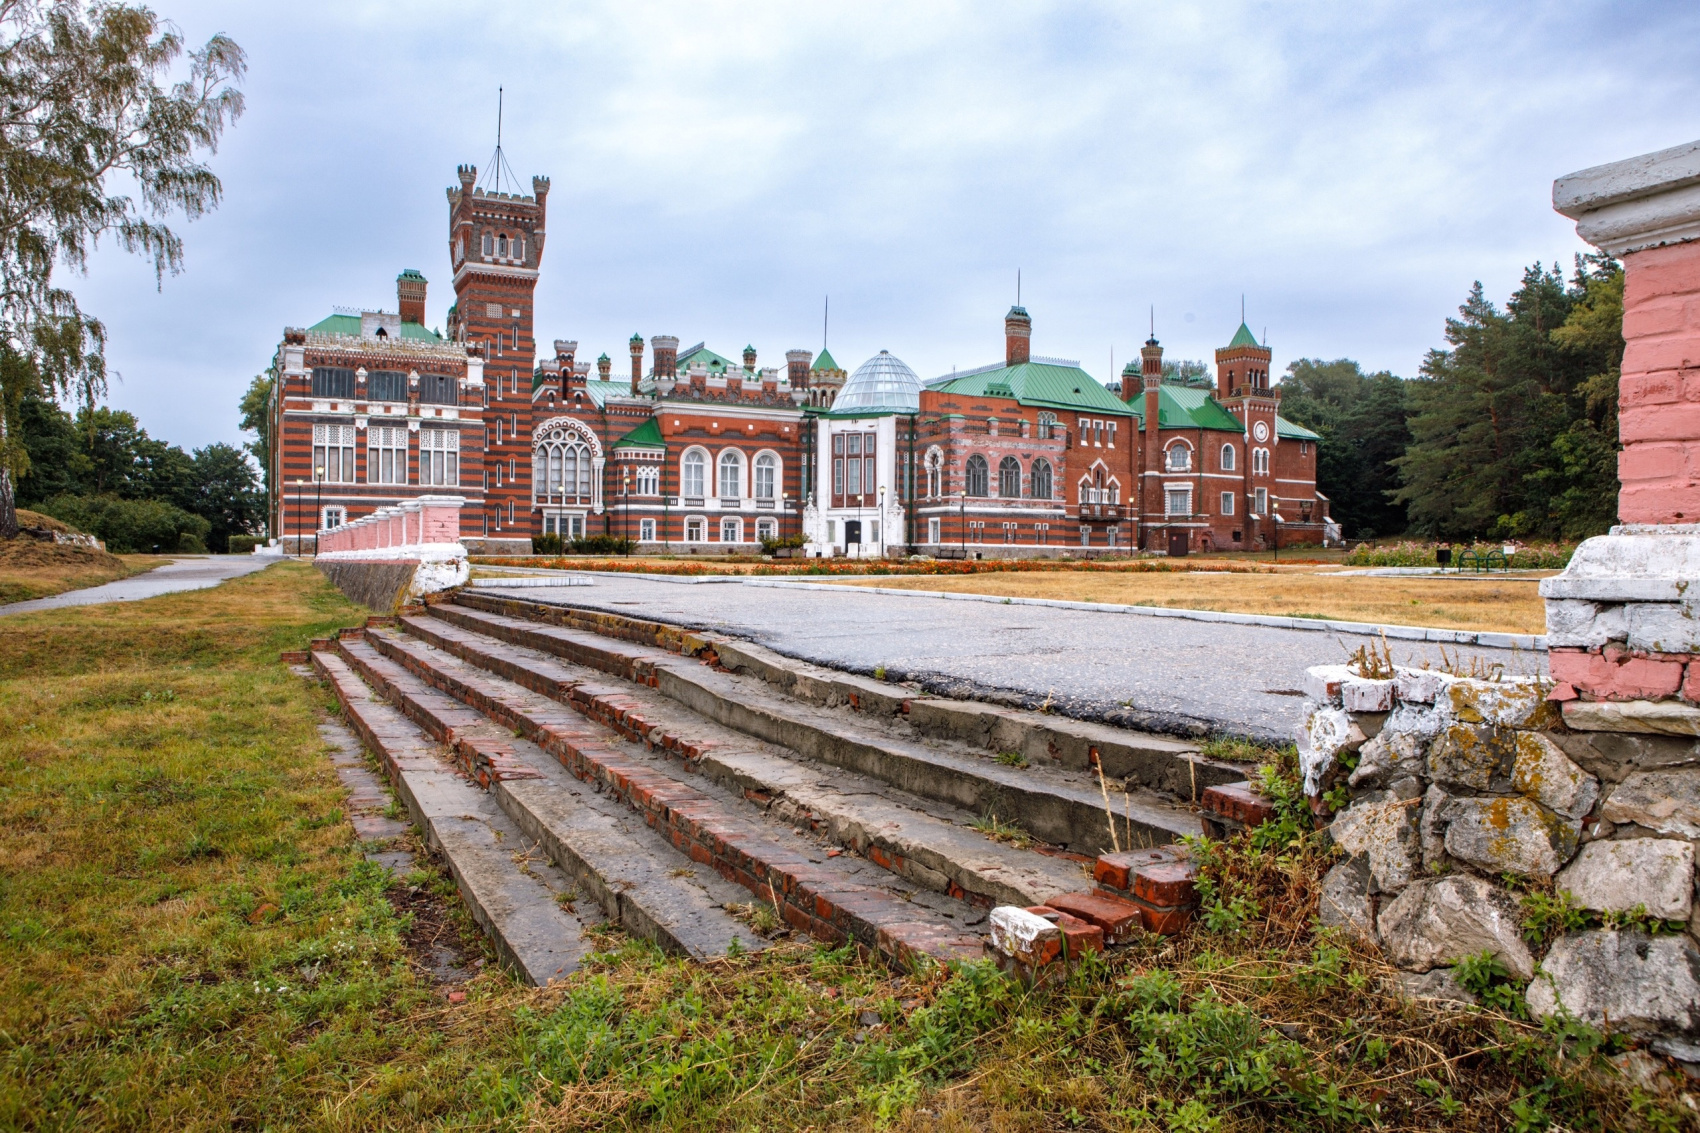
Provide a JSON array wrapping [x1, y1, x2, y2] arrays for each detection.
[[467, 556, 1280, 578]]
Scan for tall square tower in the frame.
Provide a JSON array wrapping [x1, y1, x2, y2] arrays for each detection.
[[447, 165, 549, 536]]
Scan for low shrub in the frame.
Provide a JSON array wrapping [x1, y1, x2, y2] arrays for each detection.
[[37, 494, 212, 554], [571, 534, 635, 555], [1343, 540, 1576, 569], [226, 534, 263, 554], [531, 533, 564, 555], [759, 533, 807, 555]]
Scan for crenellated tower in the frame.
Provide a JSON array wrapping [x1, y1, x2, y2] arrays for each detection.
[[447, 165, 549, 535]]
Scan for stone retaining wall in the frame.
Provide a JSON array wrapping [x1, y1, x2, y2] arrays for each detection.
[[1301, 663, 1700, 1054]]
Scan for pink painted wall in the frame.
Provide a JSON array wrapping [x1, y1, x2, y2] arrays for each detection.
[[1619, 241, 1700, 524]]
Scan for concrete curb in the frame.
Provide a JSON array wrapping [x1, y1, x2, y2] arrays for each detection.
[[737, 578, 1549, 652]]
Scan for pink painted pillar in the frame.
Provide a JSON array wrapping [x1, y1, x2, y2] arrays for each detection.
[[416, 495, 465, 544], [1544, 139, 1700, 721], [400, 502, 422, 548]]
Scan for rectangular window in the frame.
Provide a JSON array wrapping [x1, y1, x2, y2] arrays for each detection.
[[311, 368, 356, 399], [863, 456, 875, 497], [313, 423, 357, 483], [686, 518, 705, 541], [1106, 421, 1116, 447], [846, 433, 861, 456], [1254, 487, 1268, 515], [1221, 491, 1235, 516], [321, 506, 346, 529], [419, 373, 457, 405], [928, 517, 940, 544], [1166, 488, 1191, 516], [827, 520, 837, 543], [870, 520, 879, 543], [367, 370, 408, 402], [368, 425, 408, 484], [1079, 526, 1090, 546], [639, 518, 656, 541], [833, 458, 844, 495], [847, 454, 862, 496], [1036, 523, 1049, 545], [421, 429, 460, 487]]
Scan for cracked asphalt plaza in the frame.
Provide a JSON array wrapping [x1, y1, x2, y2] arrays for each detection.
[[484, 572, 1543, 741]]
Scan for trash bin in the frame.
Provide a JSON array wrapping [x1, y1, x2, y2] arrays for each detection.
[[1436, 545, 1452, 567]]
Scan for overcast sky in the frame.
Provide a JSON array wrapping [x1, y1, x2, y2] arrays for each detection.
[[71, 0, 1700, 452]]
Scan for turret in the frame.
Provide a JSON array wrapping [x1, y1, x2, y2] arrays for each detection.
[[629, 333, 644, 393], [396, 270, 427, 325], [1005, 305, 1032, 367], [652, 335, 679, 379]]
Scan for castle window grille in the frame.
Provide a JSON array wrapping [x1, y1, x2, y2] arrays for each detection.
[[998, 456, 1021, 498], [368, 426, 408, 484], [311, 367, 355, 398], [1030, 458, 1052, 500], [421, 429, 459, 487], [637, 465, 659, 495], [367, 370, 407, 402], [965, 454, 989, 497], [534, 432, 591, 506], [1036, 412, 1056, 439], [313, 423, 356, 483], [1252, 447, 1270, 475]]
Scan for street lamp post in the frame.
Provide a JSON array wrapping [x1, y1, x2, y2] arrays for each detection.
[[959, 490, 967, 556], [781, 491, 790, 549], [879, 486, 886, 558], [855, 493, 862, 559], [313, 466, 325, 558], [622, 467, 630, 555]]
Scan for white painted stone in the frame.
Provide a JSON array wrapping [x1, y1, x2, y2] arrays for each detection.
[[1602, 770, 1700, 838], [1511, 732, 1600, 821], [1303, 665, 1354, 706], [1544, 599, 1629, 649], [1442, 796, 1579, 879], [1627, 601, 1700, 654], [988, 906, 1060, 964], [1527, 930, 1700, 1034], [1393, 667, 1450, 705], [1554, 141, 1700, 254], [1556, 839, 1695, 921], [1298, 704, 1362, 795], [1539, 524, 1700, 602], [1564, 699, 1700, 737], [1330, 794, 1421, 893], [1377, 874, 1535, 980], [1342, 676, 1396, 713]]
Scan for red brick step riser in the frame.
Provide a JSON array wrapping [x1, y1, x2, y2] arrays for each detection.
[[334, 633, 982, 967]]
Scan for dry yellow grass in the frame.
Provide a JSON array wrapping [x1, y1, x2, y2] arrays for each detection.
[[833, 569, 1548, 634], [0, 537, 156, 604]]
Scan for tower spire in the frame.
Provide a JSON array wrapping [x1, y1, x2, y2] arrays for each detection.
[[479, 87, 520, 195], [823, 295, 829, 351], [1017, 269, 1021, 306]]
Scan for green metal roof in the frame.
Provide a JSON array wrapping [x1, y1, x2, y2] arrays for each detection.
[[398, 268, 425, 281], [597, 352, 610, 362], [812, 347, 841, 373], [677, 344, 737, 373], [1276, 415, 1321, 441], [1227, 322, 1261, 349], [306, 313, 443, 342], [614, 417, 664, 449], [630, 332, 643, 343], [1132, 385, 1245, 433], [927, 361, 1134, 415]]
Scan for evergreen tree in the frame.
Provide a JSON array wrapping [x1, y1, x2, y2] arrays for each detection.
[[1394, 256, 1622, 540], [1277, 359, 1411, 539]]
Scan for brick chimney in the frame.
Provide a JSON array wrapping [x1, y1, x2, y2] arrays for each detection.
[[786, 349, 812, 390], [652, 335, 679, 379], [1120, 361, 1140, 404], [397, 270, 427, 325], [629, 333, 644, 393], [1142, 335, 1164, 501], [1005, 305, 1032, 367]]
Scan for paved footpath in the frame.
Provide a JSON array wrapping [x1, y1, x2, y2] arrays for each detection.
[[0, 554, 277, 617], [483, 572, 1543, 742]]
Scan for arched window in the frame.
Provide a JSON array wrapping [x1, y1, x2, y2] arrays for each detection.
[[1253, 448, 1270, 475], [754, 452, 777, 500], [1031, 458, 1052, 500], [682, 450, 706, 498], [497, 234, 509, 257], [998, 456, 1021, 498], [1166, 444, 1191, 473], [482, 232, 493, 257], [1036, 412, 1057, 440], [1221, 443, 1236, 472], [533, 427, 592, 505], [718, 450, 744, 498], [924, 447, 943, 498], [966, 454, 989, 497]]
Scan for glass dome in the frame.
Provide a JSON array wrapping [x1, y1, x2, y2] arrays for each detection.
[[832, 350, 921, 413]]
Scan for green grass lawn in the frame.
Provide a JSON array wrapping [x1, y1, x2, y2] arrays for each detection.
[[0, 563, 1678, 1130]]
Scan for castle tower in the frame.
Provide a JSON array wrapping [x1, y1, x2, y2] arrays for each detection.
[[396, 269, 427, 325], [1215, 320, 1272, 399], [1214, 318, 1280, 537], [786, 349, 812, 391], [597, 352, 612, 382], [1005, 305, 1032, 366], [447, 164, 549, 536], [743, 344, 757, 374], [629, 333, 644, 393], [1140, 334, 1165, 542], [651, 336, 679, 380]]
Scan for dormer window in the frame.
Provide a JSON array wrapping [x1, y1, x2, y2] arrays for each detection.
[[375, 326, 387, 338]]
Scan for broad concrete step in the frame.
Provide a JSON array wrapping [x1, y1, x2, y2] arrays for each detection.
[[424, 600, 1207, 855], [446, 591, 1252, 798], [310, 647, 597, 986], [375, 620, 1094, 907], [334, 633, 986, 966]]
